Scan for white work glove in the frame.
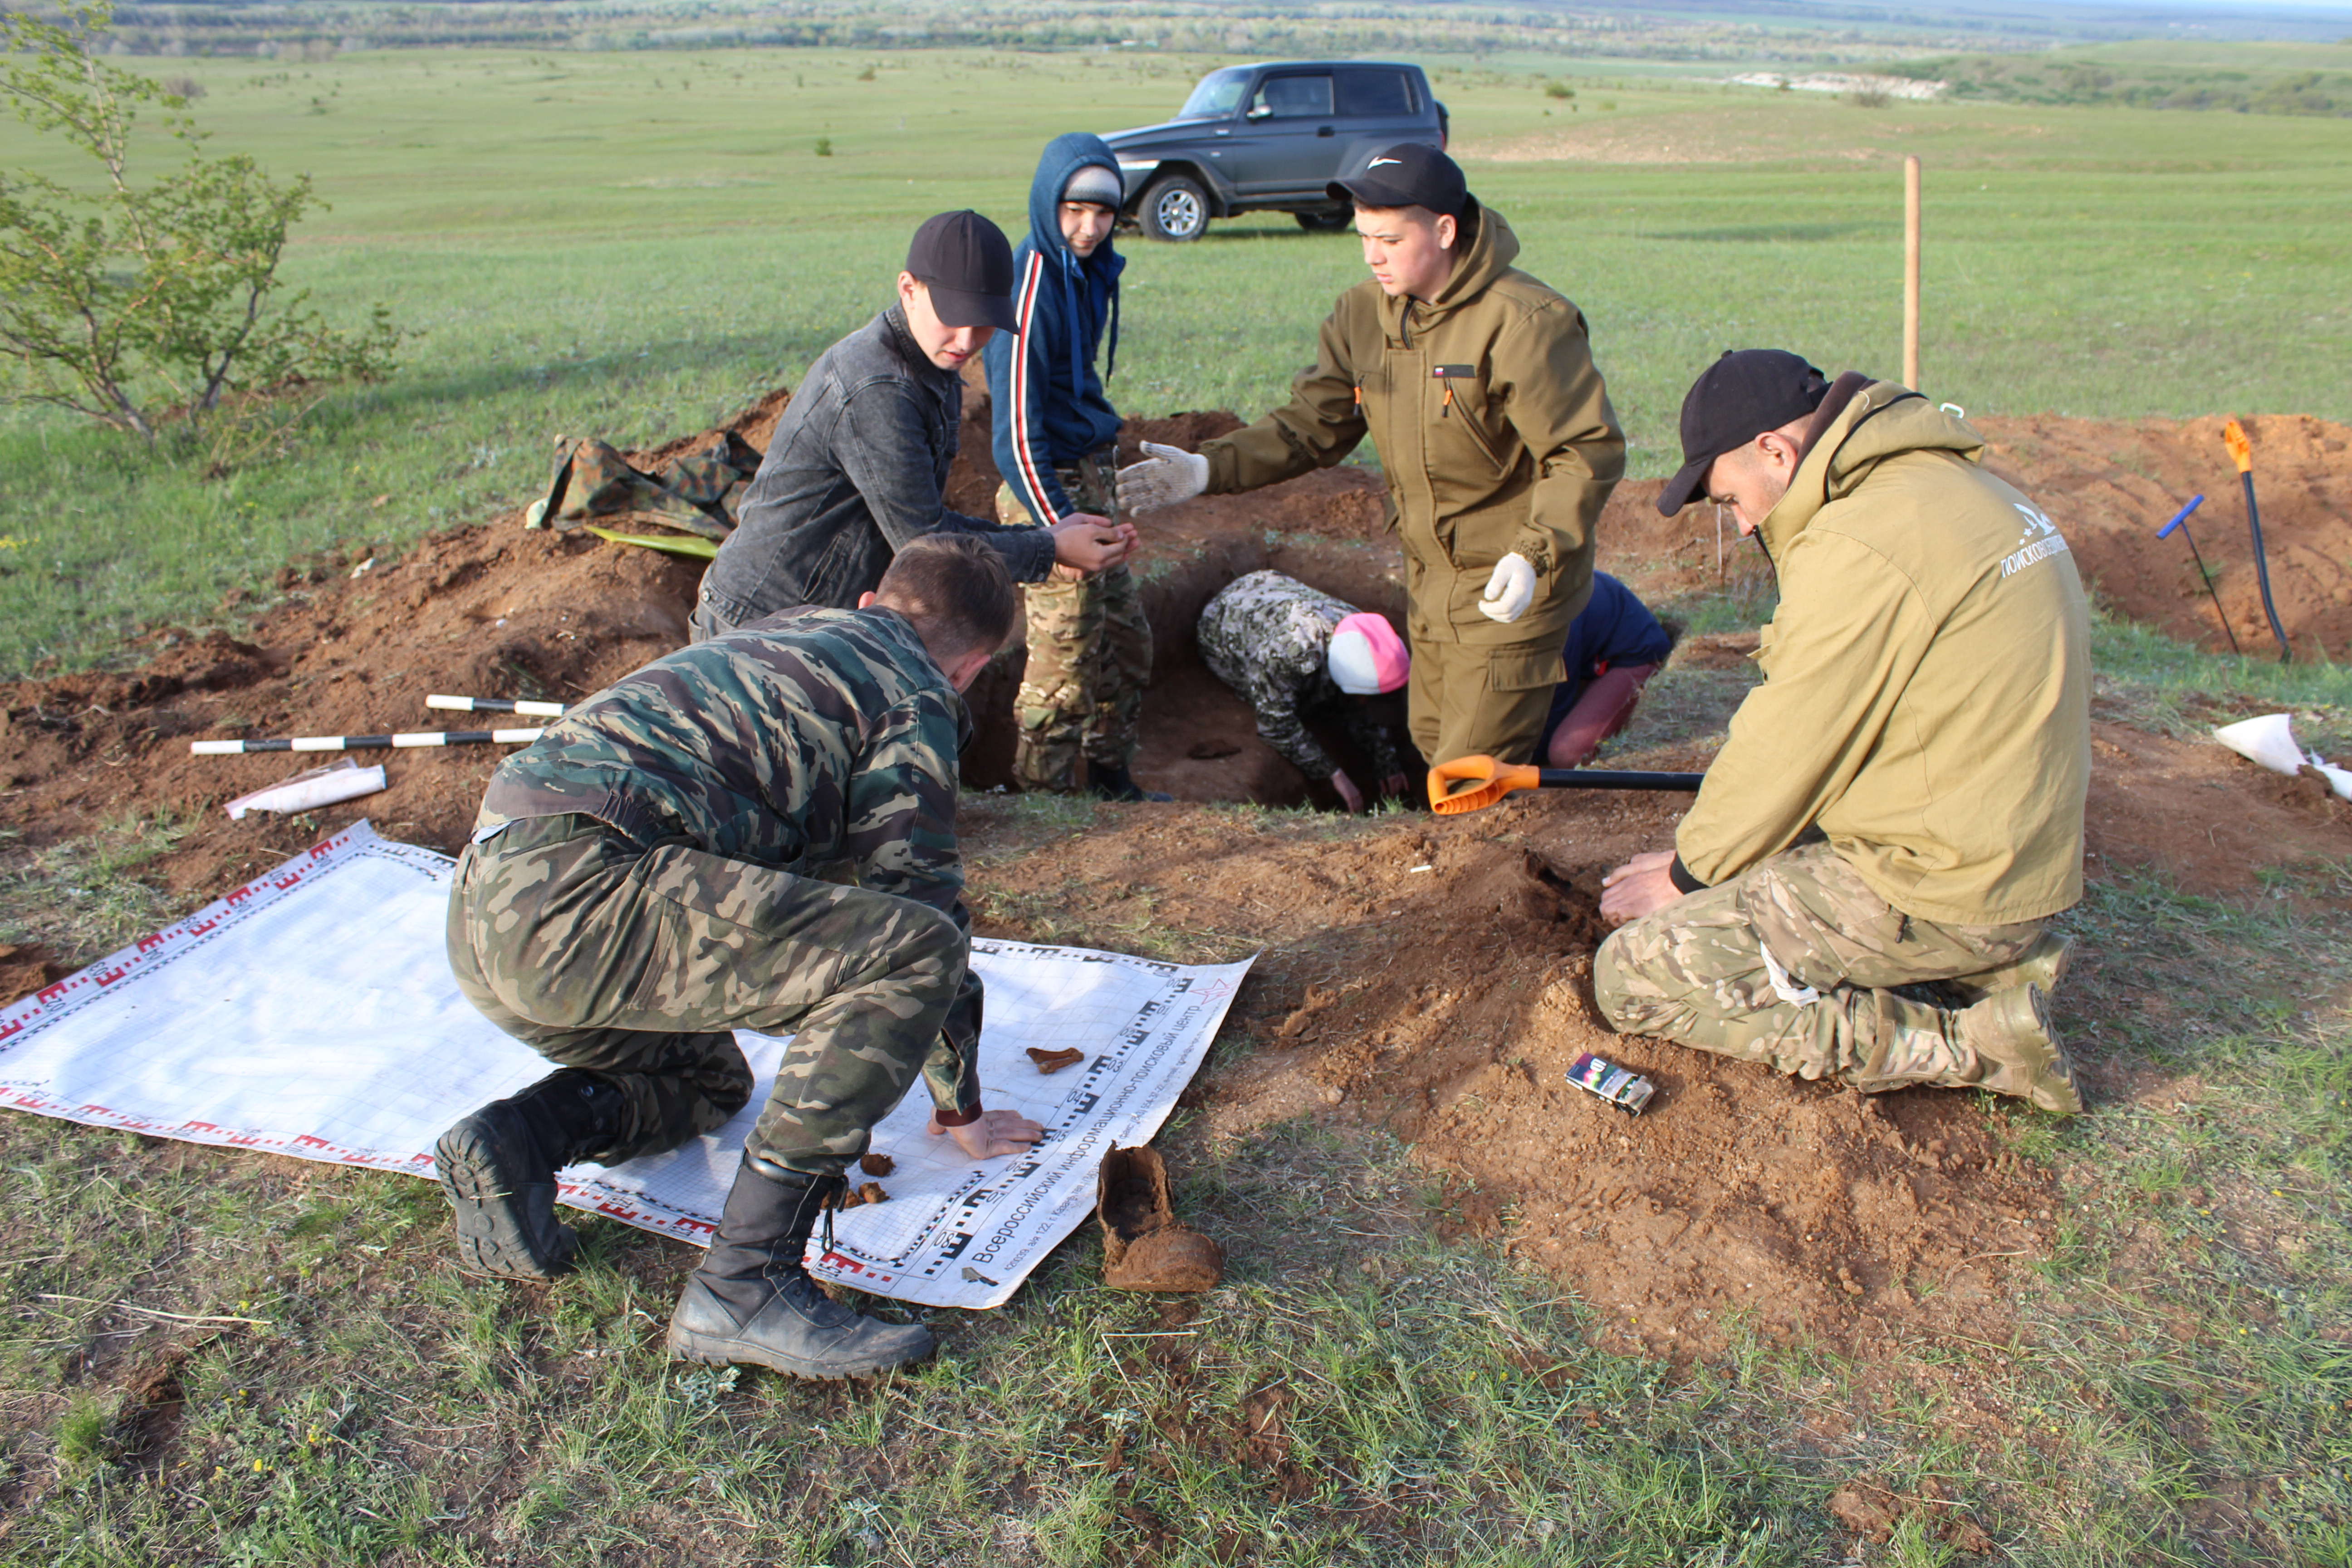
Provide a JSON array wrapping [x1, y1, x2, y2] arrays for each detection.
[[1476, 553, 1538, 624], [1116, 441, 1209, 515]]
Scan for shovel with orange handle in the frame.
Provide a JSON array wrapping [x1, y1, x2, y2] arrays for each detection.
[[2221, 418, 2290, 663], [1427, 755, 1704, 815]]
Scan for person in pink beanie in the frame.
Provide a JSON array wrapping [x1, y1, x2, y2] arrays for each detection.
[[1196, 570, 1411, 812]]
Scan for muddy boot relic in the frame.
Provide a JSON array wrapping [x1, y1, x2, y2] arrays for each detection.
[[435, 1068, 628, 1280], [1840, 984, 2081, 1115], [667, 1155, 935, 1380], [1088, 763, 1173, 804], [1947, 932, 2074, 1006], [1098, 1144, 1224, 1292]]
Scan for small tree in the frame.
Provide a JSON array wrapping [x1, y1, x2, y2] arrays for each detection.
[[0, 1, 396, 441]]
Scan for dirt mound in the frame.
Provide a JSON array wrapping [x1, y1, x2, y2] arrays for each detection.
[[970, 786, 2061, 1361], [1, 525, 706, 899], [1595, 412, 2352, 659]]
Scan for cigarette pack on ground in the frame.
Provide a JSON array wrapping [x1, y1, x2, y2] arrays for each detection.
[[224, 759, 387, 820], [1566, 1052, 1656, 1114]]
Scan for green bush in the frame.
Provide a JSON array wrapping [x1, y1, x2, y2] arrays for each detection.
[[0, 1, 398, 442]]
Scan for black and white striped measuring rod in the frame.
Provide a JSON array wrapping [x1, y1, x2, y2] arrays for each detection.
[[190, 729, 544, 755], [426, 694, 568, 717]]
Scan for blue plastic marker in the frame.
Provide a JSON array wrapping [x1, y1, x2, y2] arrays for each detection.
[[2156, 493, 2240, 655]]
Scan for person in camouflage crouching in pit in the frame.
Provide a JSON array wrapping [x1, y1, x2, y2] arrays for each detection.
[[1197, 570, 1411, 813], [1595, 351, 2090, 1114], [985, 135, 1167, 803], [436, 534, 1044, 1380]]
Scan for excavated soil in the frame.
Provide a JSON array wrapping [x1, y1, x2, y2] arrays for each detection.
[[4, 387, 2348, 1363], [967, 786, 2068, 1361], [1594, 410, 2352, 661]]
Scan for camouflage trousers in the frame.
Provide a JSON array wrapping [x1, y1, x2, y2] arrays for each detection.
[[447, 813, 965, 1179], [1592, 840, 2045, 1088], [995, 451, 1153, 792]]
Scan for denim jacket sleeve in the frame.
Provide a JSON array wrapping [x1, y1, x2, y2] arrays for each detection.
[[836, 380, 1057, 583]]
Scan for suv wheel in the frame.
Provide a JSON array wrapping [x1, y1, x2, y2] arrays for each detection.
[[1142, 176, 1208, 242], [1294, 208, 1351, 232]]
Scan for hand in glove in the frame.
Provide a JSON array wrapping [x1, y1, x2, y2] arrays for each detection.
[[1476, 553, 1538, 624], [1116, 441, 1209, 515]]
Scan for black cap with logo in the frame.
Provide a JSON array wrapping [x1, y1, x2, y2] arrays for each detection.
[[1328, 142, 1467, 219], [1655, 349, 1833, 516], [905, 210, 1019, 332]]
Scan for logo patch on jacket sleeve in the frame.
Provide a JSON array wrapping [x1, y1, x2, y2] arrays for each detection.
[[2000, 502, 2071, 578]]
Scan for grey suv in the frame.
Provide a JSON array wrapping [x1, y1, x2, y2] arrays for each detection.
[[1103, 61, 1449, 242]]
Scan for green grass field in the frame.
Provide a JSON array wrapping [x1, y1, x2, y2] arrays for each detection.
[[4, 37, 2352, 1565], [1, 44, 2350, 675]]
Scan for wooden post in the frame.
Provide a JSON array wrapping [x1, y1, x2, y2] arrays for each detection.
[[1903, 156, 1921, 390]]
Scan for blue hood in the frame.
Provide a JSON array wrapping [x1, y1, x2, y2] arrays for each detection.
[[1026, 132, 1124, 378], [983, 134, 1128, 525]]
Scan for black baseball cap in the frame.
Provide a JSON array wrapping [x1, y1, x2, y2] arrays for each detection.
[[905, 210, 1019, 332], [1328, 142, 1467, 219], [1655, 349, 1832, 516]]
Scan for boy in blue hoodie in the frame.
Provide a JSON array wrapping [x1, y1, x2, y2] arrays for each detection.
[[985, 134, 1166, 803]]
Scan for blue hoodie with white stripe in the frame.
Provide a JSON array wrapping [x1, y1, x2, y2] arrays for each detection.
[[985, 133, 1126, 524]]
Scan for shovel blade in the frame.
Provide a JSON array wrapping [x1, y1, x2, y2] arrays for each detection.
[[1427, 755, 1539, 815]]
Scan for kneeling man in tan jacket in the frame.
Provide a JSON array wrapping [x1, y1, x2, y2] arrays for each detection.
[[1595, 350, 2090, 1113]]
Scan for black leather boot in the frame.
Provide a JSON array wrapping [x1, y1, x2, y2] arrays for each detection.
[[666, 1156, 936, 1380], [1088, 762, 1172, 803], [435, 1069, 627, 1281]]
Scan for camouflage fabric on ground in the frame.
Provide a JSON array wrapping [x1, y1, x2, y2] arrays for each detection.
[[1593, 839, 2045, 1087], [993, 449, 1152, 791], [1196, 569, 1403, 785], [529, 433, 761, 541]]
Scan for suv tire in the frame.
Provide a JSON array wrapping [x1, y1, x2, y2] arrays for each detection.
[[1142, 175, 1209, 242], [1294, 208, 1351, 232]]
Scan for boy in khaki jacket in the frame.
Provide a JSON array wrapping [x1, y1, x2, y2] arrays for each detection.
[[1117, 144, 1623, 769], [1595, 350, 2092, 1114]]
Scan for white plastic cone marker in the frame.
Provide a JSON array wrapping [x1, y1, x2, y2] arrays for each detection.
[[2213, 713, 2304, 777], [224, 760, 388, 821]]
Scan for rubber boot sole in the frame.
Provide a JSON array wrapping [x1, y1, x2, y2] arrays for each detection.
[[435, 1112, 578, 1281], [665, 1285, 935, 1380]]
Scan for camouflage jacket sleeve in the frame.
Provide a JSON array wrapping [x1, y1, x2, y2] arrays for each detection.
[[844, 688, 983, 1115]]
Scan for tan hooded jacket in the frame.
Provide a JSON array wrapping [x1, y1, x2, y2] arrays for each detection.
[[1674, 383, 2091, 926], [1198, 204, 1624, 660]]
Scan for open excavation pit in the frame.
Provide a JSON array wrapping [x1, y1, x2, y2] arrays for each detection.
[[3, 386, 2348, 1361]]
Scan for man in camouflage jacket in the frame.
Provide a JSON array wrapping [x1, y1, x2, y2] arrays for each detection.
[[1197, 570, 1408, 811], [436, 535, 1043, 1380]]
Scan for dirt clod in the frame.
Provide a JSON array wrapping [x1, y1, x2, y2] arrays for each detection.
[[858, 1152, 894, 1177], [0, 944, 68, 1010]]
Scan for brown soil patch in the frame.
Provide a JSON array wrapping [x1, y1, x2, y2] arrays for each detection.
[[1595, 411, 2352, 661], [3, 390, 2346, 1364], [969, 785, 2063, 1360]]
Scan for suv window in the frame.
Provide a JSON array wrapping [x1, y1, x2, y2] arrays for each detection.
[[1178, 66, 1252, 119], [1250, 74, 1335, 118], [1336, 68, 1415, 117]]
